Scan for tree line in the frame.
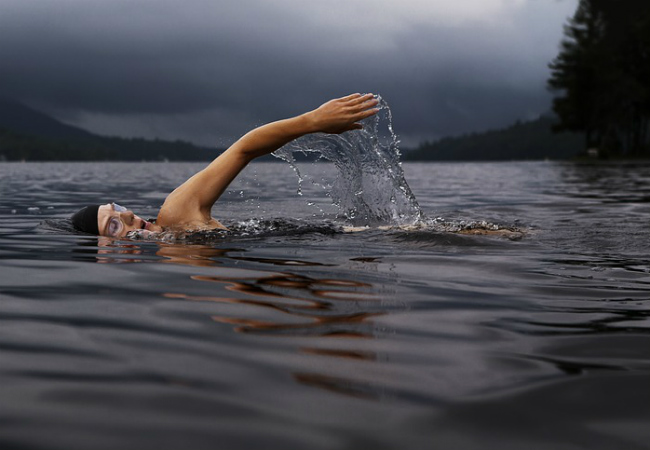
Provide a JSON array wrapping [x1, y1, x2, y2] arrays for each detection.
[[548, 0, 650, 156], [404, 116, 582, 161], [0, 127, 216, 161]]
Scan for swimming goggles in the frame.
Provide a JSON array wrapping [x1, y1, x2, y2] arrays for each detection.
[[106, 203, 128, 237]]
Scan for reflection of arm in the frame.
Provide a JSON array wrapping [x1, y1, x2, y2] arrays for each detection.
[[168, 93, 379, 216]]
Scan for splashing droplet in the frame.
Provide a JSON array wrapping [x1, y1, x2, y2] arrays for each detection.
[[273, 96, 423, 226]]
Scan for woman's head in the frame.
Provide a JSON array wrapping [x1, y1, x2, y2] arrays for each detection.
[[71, 203, 161, 237]]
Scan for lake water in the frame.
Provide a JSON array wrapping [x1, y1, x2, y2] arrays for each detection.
[[1, 160, 649, 450]]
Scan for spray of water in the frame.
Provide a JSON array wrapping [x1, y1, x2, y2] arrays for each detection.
[[272, 96, 424, 227]]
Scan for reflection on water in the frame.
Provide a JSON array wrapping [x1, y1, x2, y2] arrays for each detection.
[[157, 244, 234, 266], [557, 161, 650, 203], [91, 238, 387, 397], [171, 252, 383, 396], [2, 161, 650, 450], [94, 237, 237, 265]]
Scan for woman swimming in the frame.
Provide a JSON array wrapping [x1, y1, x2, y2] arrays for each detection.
[[71, 93, 379, 237]]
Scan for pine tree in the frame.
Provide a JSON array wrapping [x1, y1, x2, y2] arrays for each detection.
[[548, 0, 650, 155], [548, 0, 606, 151]]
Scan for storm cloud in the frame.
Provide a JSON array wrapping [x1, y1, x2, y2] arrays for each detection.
[[0, 0, 577, 146]]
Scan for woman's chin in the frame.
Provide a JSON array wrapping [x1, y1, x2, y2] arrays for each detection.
[[148, 223, 163, 232]]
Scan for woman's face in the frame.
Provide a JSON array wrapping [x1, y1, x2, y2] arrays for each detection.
[[97, 203, 162, 238]]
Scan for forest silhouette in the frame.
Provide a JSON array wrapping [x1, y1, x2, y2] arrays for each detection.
[[549, 0, 650, 157]]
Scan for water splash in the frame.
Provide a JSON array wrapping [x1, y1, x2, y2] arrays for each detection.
[[273, 96, 424, 227], [124, 219, 343, 242], [126, 228, 228, 243]]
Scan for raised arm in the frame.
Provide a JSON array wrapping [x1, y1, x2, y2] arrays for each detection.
[[156, 93, 379, 229], [231, 93, 379, 160]]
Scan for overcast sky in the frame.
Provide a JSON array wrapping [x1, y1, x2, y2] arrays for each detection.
[[0, 0, 578, 147]]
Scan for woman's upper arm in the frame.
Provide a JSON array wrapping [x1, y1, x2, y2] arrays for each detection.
[[178, 147, 251, 213], [167, 118, 304, 213]]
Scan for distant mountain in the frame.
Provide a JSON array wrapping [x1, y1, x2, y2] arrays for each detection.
[[0, 97, 93, 139], [0, 98, 218, 161], [404, 115, 585, 161]]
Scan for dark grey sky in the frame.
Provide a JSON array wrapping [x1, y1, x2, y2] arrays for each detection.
[[0, 0, 577, 147]]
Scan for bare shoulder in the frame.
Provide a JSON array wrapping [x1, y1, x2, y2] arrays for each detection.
[[156, 192, 226, 231], [156, 189, 201, 228]]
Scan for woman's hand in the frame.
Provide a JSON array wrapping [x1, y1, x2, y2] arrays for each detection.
[[305, 93, 379, 134]]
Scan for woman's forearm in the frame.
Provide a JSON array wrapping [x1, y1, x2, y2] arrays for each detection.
[[231, 113, 317, 162], [232, 93, 379, 162]]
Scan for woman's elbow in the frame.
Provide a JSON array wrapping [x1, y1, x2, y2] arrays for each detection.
[[225, 142, 257, 164]]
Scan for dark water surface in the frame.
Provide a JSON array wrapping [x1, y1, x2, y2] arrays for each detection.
[[1, 161, 649, 450]]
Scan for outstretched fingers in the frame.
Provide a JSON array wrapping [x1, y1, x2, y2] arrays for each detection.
[[346, 95, 380, 125], [352, 107, 380, 122], [339, 93, 363, 102], [350, 96, 379, 117], [347, 93, 376, 105]]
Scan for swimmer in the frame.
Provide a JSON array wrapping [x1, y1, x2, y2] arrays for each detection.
[[71, 93, 379, 237]]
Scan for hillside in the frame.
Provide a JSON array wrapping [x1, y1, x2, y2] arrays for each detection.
[[0, 99, 217, 161], [404, 116, 585, 161], [0, 97, 94, 139]]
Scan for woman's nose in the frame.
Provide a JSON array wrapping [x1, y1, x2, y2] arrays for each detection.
[[120, 211, 135, 225]]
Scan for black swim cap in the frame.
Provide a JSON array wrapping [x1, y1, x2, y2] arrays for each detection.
[[71, 205, 100, 235]]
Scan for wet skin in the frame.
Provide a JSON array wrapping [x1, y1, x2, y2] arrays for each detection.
[[97, 203, 163, 238]]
